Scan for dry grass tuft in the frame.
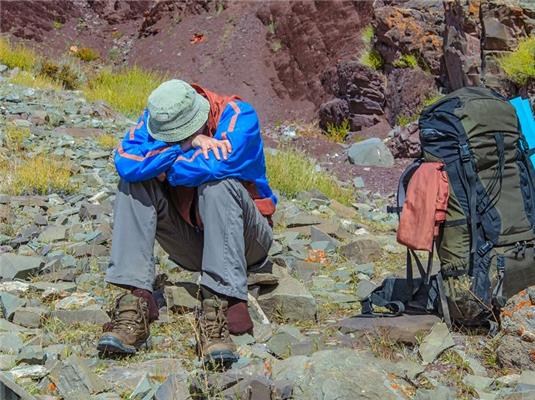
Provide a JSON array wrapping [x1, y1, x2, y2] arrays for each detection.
[[97, 134, 118, 150], [1, 155, 76, 195], [4, 124, 31, 150]]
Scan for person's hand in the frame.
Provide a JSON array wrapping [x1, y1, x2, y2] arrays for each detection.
[[157, 172, 166, 182], [191, 134, 232, 160]]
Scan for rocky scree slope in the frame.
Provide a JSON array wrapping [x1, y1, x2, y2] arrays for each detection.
[[0, 68, 535, 399]]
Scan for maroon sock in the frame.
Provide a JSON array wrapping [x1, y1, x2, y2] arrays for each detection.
[[132, 289, 159, 322], [227, 300, 253, 335]]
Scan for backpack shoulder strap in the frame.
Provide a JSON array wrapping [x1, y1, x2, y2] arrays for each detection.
[[387, 159, 423, 216]]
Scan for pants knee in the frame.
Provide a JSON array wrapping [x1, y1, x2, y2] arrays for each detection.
[[198, 179, 242, 204]]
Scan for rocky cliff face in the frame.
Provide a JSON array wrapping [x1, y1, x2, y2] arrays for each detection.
[[0, 0, 533, 130], [318, 0, 534, 142]]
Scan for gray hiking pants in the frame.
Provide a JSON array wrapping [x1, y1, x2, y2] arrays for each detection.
[[105, 178, 273, 300]]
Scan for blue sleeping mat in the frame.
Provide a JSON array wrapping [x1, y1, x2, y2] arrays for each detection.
[[510, 96, 535, 166]]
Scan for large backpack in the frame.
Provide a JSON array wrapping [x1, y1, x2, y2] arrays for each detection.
[[362, 87, 535, 329]]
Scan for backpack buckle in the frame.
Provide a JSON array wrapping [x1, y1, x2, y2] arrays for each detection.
[[460, 144, 471, 162], [477, 241, 493, 257]]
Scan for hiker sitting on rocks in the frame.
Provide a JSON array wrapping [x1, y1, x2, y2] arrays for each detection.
[[97, 80, 276, 365]]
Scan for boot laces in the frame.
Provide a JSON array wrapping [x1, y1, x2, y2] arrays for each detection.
[[112, 297, 148, 332]]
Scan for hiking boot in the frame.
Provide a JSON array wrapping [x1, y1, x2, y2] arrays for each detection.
[[97, 293, 151, 355], [195, 289, 238, 366]]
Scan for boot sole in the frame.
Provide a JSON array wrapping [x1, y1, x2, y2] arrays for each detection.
[[97, 334, 151, 356]]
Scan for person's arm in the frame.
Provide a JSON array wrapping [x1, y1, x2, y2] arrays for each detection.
[[114, 111, 183, 182], [166, 101, 265, 187]]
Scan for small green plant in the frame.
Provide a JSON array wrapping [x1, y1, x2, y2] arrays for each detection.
[[0, 38, 38, 71], [396, 113, 417, 127], [267, 17, 276, 35], [498, 36, 535, 85], [74, 47, 100, 62], [52, 20, 63, 29], [422, 93, 443, 107], [361, 25, 374, 45], [271, 39, 282, 53], [393, 54, 418, 69], [83, 66, 165, 118], [97, 134, 118, 150], [360, 49, 383, 70], [108, 48, 121, 63], [111, 30, 124, 39], [1, 155, 76, 195], [265, 148, 353, 205], [4, 124, 30, 150], [325, 119, 350, 143]]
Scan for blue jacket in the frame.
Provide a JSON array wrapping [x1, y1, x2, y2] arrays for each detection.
[[114, 98, 277, 225]]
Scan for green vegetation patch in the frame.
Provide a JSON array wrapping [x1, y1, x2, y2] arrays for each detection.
[[0, 38, 38, 71], [393, 54, 418, 69], [499, 36, 535, 85], [265, 148, 353, 205], [360, 49, 384, 70]]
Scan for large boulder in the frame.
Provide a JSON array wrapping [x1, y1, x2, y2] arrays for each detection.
[[385, 68, 436, 126], [347, 138, 394, 167], [320, 61, 386, 132]]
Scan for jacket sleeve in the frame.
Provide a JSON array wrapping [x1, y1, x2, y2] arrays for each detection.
[[166, 101, 266, 187], [114, 111, 183, 182]]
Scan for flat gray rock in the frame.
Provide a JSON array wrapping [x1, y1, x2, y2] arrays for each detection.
[[273, 349, 404, 399], [258, 275, 317, 322], [419, 322, 455, 364], [0, 254, 43, 280], [50, 309, 110, 325], [338, 314, 441, 345]]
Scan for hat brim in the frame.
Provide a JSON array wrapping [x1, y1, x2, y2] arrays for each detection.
[[147, 94, 210, 143]]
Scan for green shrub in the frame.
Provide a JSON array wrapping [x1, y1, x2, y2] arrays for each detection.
[[360, 49, 383, 70], [37, 61, 80, 90], [0, 38, 38, 71], [265, 148, 353, 205], [499, 36, 535, 85], [393, 54, 418, 69], [83, 67, 165, 118], [74, 47, 100, 62], [325, 119, 350, 143]]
